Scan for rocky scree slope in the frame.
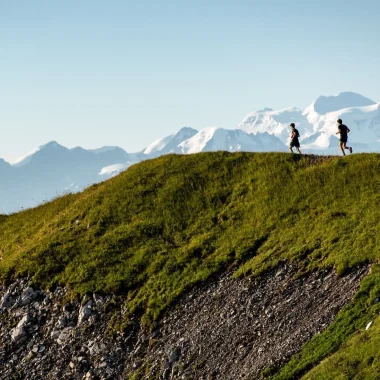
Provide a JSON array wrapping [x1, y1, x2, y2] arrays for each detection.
[[0, 263, 369, 380]]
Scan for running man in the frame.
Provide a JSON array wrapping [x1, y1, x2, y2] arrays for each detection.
[[289, 123, 302, 154], [336, 119, 353, 156]]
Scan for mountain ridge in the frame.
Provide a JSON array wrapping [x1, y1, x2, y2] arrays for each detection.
[[1, 92, 380, 213]]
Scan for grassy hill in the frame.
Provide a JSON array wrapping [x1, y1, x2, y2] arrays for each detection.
[[1, 152, 380, 378]]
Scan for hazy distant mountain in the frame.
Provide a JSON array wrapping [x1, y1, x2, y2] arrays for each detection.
[[0, 158, 11, 172], [1, 92, 379, 213], [0, 142, 134, 214]]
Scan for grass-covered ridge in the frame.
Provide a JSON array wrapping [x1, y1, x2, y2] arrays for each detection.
[[1, 152, 380, 320], [1, 152, 380, 378]]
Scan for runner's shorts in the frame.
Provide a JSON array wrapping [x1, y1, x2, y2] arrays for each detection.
[[290, 138, 300, 148]]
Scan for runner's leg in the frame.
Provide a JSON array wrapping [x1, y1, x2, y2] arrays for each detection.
[[340, 142, 346, 156], [343, 143, 352, 152]]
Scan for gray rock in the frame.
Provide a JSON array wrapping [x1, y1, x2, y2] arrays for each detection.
[[20, 287, 38, 306], [93, 294, 104, 308], [57, 328, 73, 345], [21, 312, 32, 324], [11, 326, 26, 343], [50, 329, 60, 339], [56, 315, 67, 329], [0, 289, 12, 310], [89, 342, 107, 356], [78, 300, 93, 324]]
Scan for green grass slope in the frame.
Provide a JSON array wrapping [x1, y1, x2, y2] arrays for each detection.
[[1, 152, 380, 378], [303, 315, 380, 380]]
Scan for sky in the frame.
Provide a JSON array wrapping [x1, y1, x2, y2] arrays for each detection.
[[1, 0, 379, 162]]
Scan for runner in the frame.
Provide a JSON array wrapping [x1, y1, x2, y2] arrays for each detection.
[[289, 123, 302, 154], [336, 119, 353, 156]]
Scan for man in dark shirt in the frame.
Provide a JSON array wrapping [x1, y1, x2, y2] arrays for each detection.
[[336, 119, 353, 156], [289, 123, 302, 154]]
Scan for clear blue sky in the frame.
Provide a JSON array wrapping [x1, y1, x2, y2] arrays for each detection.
[[1, 0, 379, 162]]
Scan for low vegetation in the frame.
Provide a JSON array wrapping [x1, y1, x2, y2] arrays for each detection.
[[303, 315, 380, 379], [1, 152, 380, 378]]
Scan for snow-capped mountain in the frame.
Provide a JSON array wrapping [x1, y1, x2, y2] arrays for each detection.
[[240, 92, 380, 152], [143, 127, 198, 156], [178, 127, 285, 154], [306, 92, 376, 115], [239, 107, 313, 144]]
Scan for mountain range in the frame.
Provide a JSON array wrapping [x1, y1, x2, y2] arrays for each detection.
[[1, 91, 379, 213]]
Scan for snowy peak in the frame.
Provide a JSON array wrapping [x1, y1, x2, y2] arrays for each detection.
[[143, 127, 198, 156], [37, 141, 68, 155], [307, 92, 376, 115], [239, 107, 313, 143], [252, 107, 304, 126], [171, 127, 199, 146], [179, 127, 221, 154], [40, 141, 66, 150], [12, 141, 67, 167], [179, 127, 285, 154], [174, 126, 199, 137]]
